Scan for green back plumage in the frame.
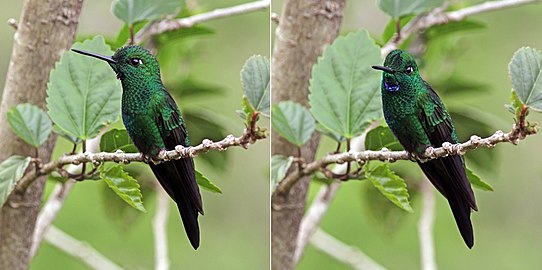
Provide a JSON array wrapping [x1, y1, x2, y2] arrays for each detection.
[[377, 49, 458, 152], [71, 45, 202, 248], [373, 49, 477, 248], [107, 46, 189, 156]]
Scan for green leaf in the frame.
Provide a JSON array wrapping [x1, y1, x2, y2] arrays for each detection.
[[424, 20, 485, 40], [309, 30, 382, 139], [169, 78, 222, 99], [47, 36, 121, 140], [271, 155, 294, 191], [7, 104, 52, 147], [316, 123, 345, 142], [272, 101, 316, 147], [364, 126, 403, 151], [112, 0, 184, 25], [506, 90, 524, 119], [430, 75, 489, 96], [377, 0, 444, 18], [466, 168, 493, 191], [241, 96, 255, 125], [52, 125, 81, 145], [184, 110, 229, 171], [365, 163, 413, 212], [100, 165, 146, 212], [101, 167, 150, 231], [449, 109, 497, 170], [100, 128, 138, 153], [195, 170, 221, 193], [509, 47, 542, 111], [362, 180, 410, 233], [0, 156, 31, 207], [241, 55, 270, 117], [311, 171, 334, 186], [155, 25, 215, 47]]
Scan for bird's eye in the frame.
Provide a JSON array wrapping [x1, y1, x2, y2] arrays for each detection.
[[130, 58, 142, 67], [405, 66, 414, 75]]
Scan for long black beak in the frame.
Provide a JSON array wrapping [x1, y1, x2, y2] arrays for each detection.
[[371, 65, 394, 74], [71, 49, 116, 64]]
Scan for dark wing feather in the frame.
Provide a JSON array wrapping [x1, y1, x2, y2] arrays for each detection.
[[149, 89, 203, 249], [417, 84, 477, 248]]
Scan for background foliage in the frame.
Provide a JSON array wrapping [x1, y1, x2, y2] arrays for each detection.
[[0, 0, 269, 269], [272, 0, 542, 269]]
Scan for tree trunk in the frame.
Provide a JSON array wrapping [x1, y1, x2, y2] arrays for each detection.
[[0, 0, 83, 269], [271, 1, 345, 269]]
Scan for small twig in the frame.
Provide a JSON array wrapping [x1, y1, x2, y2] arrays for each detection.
[[129, 24, 135, 45], [418, 177, 436, 270], [16, 128, 266, 193], [394, 18, 402, 42], [309, 228, 387, 270], [275, 123, 535, 195], [134, 0, 270, 44], [153, 188, 170, 270], [381, 0, 539, 56], [44, 226, 124, 270]]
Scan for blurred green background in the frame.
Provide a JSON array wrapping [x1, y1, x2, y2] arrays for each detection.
[[273, 0, 542, 269], [0, 0, 269, 269]]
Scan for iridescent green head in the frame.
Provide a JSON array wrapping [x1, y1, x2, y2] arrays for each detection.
[[372, 49, 421, 93], [72, 45, 160, 81]]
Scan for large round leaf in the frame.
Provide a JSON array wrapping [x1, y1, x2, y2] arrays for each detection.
[[47, 36, 121, 140], [509, 47, 542, 111], [309, 30, 382, 139]]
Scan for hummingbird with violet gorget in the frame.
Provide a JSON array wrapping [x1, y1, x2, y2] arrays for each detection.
[[372, 49, 477, 248], [72, 45, 203, 249]]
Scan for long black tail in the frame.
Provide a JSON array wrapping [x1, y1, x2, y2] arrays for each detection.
[[150, 157, 203, 249], [418, 155, 477, 248]]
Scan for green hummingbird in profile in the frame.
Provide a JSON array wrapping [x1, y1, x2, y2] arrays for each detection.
[[72, 45, 203, 249], [372, 49, 477, 248]]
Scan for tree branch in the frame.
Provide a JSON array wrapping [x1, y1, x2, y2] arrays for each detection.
[[309, 228, 387, 270], [276, 123, 536, 195], [30, 180, 75, 257], [31, 136, 101, 257], [153, 188, 170, 270], [134, 0, 270, 44], [292, 121, 377, 263], [16, 129, 266, 193], [294, 181, 340, 264], [381, 0, 539, 55], [44, 226, 123, 270], [418, 177, 436, 270]]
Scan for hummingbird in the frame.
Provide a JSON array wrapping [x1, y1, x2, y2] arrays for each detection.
[[72, 45, 203, 249], [372, 49, 477, 248]]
